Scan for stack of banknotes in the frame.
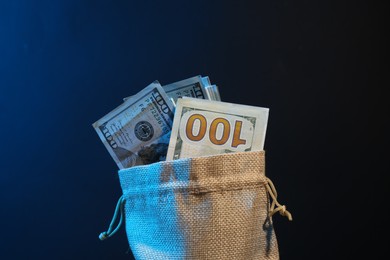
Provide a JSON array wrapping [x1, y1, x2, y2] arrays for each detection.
[[92, 75, 269, 169]]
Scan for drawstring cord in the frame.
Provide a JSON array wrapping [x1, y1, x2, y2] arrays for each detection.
[[99, 195, 125, 241], [98, 178, 291, 242], [265, 177, 293, 221]]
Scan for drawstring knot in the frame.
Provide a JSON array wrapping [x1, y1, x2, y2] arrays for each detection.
[[99, 195, 125, 241], [99, 232, 109, 241], [265, 177, 293, 221]]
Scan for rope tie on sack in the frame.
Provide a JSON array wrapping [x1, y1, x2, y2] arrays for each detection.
[[99, 195, 125, 241], [265, 177, 293, 221]]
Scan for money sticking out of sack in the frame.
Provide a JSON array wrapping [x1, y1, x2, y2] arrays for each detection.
[[92, 75, 268, 169], [122, 75, 220, 104], [92, 81, 174, 169], [93, 75, 216, 169], [166, 97, 268, 160]]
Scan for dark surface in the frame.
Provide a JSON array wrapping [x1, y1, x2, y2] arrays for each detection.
[[0, 1, 387, 259]]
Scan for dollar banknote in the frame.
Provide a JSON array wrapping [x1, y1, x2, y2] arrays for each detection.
[[123, 75, 211, 103], [204, 84, 221, 101], [92, 81, 175, 169], [201, 76, 211, 88], [166, 97, 269, 160], [162, 75, 209, 103], [201, 76, 221, 101]]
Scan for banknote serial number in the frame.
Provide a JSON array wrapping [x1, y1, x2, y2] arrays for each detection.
[[138, 93, 171, 134]]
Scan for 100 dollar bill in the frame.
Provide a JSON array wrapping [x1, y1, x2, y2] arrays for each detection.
[[166, 97, 269, 160], [123, 75, 211, 104], [93, 81, 174, 169], [162, 75, 208, 103]]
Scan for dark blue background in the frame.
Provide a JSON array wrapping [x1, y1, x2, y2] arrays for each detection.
[[0, 1, 387, 259]]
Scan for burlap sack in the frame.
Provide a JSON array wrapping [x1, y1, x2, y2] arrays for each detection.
[[99, 150, 292, 260]]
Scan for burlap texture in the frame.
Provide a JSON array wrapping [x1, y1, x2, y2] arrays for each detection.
[[118, 150, 279, 260]]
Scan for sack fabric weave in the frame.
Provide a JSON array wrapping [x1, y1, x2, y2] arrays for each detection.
[[115, 150, 290, 260]]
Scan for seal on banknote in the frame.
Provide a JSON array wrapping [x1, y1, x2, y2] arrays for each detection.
[[134, 121, 154, 142]]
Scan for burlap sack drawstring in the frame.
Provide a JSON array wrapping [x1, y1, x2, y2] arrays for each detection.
[[265, 177, 293, 221], [99, 195, 125, 241]]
